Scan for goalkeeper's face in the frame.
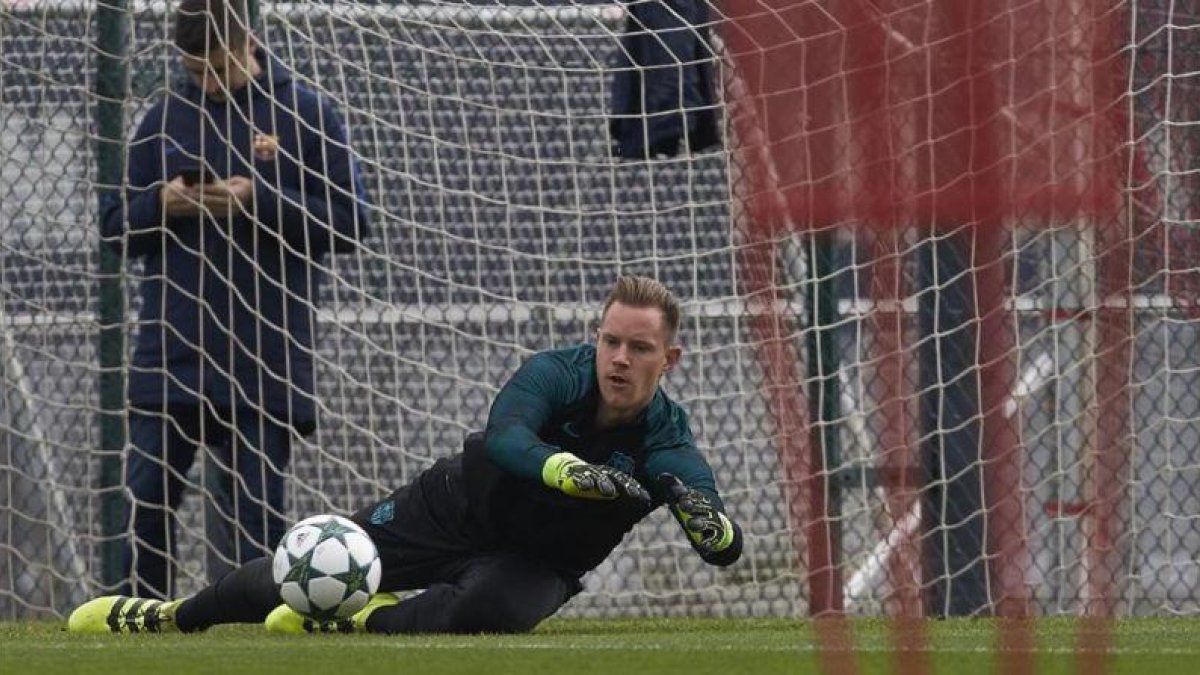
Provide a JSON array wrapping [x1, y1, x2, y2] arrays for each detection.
[[595, 302, 681, 425]]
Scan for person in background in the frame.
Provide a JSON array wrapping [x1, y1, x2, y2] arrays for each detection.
[[99, 0, 371, 598]]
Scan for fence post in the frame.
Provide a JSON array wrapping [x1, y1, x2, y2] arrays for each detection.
[[805, 232, 844, 613], [94, 0, 129, 590]]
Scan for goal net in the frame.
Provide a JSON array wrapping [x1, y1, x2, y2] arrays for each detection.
[[1, 0, 1197, 625]]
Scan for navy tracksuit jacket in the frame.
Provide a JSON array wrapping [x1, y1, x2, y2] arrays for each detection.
[[100, 49, 371, 432]]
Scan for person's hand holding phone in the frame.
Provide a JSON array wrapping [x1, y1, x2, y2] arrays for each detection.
[[162, 162, 217, 217], [161, 175, 203, 217], [196, 175, 254, 219], [161, 161, 254, 220]]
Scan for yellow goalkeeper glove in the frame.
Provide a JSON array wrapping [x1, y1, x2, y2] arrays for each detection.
[[542, 452, 650, 504], [658, 473, 736, 555]]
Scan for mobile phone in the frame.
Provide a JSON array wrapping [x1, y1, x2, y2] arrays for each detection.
[[175, 162, 216, 186]]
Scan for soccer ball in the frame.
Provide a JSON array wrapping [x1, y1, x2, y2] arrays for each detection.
[[272, 514, 382, 621]]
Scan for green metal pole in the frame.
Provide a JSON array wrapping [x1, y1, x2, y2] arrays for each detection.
[[805, 232, 844, 612], [94, 0, 129, 589]]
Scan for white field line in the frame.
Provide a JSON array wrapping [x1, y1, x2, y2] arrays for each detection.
[[395, 642, 1200, 655], [44, 640, 1200, 655]]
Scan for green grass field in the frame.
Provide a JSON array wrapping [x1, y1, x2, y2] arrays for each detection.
[[2, 617, 1198, 674]]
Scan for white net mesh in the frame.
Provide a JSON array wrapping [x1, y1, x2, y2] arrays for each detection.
[[4, 0, 1200, 622], [1, 0, 798, 619]]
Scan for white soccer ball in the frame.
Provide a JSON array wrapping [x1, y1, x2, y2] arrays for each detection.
[[272, 514, 382, 622]]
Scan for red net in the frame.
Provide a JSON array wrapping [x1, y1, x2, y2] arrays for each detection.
[[720, 0, 1127, 231]]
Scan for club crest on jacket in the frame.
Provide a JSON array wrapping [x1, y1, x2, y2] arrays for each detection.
[[253, 133, 279, 161]]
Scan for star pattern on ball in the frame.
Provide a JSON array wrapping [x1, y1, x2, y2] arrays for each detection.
[[332, 565, 368, 593], [273, 515, 380, 622], [282, 549, 315, 585], [318, 518, 358, 541]]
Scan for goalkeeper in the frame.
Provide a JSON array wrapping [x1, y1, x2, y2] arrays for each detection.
[[69, 275, 743, 635]]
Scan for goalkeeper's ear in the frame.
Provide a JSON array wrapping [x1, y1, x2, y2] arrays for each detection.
[[662, 344, 681, 376]]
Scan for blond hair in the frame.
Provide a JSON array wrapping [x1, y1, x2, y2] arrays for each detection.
[[600, 275, 682, 341]]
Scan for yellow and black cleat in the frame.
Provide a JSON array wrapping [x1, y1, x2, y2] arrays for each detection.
[[67, 595, 181, 634], [264, 593, 400, 634]]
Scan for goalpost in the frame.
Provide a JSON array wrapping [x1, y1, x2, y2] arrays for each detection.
[[4, 0, 1200, 629]]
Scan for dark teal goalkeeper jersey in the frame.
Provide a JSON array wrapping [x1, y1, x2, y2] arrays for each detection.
[[463, 344, 736, 575]]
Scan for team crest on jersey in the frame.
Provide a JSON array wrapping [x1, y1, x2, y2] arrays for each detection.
[[606, 451, 635, 475], [560, 421, 581, 439], [369, 500, 394, 525]]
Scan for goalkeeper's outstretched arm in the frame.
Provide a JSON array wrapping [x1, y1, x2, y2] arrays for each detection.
[[482, 350, 649, 504]]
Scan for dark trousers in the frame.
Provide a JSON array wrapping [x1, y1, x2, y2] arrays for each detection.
[[121, 403, 292, 599], [176, 455, 581, 634]]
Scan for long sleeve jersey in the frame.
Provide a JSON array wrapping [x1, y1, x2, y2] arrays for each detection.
[[463, 344, 742, 575]]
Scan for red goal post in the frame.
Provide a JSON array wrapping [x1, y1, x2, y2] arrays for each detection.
[[718, 0, 1131, 628]]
